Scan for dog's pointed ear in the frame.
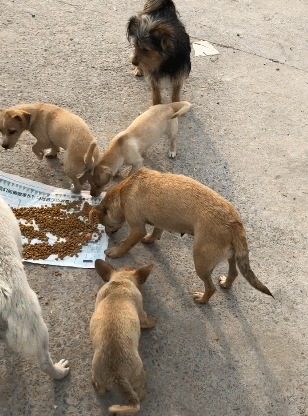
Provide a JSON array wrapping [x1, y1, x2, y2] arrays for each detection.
[[127, 16, 139, 40], [84, 141, 97, 173], [136, 264, 154, 285], [0, 280, 12, 299], [95, 259, 115, 282], [149, 22, 173, 51], [12, 111, 31, 127]]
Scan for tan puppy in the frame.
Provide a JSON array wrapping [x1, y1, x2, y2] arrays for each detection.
[[0, 103, 100, 193], [90, 260, 155, 414], [90, 168, 273, 304], [84, 101, 191, 197]]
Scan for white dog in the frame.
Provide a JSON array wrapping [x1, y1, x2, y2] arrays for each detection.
[[0, 196, 69, 379]]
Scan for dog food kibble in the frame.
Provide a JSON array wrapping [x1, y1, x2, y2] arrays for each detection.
[[12, 202, 100, 260]]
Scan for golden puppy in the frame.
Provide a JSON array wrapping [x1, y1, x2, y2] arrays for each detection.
[[84, 101, 191, 197], [90, 168, 273, 304], [0, 103, 100, 193], [90, 260, 156, 414]]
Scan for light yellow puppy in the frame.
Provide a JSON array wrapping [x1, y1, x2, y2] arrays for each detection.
[[84, 101, 191, 196], [0, 103, 100, 192], [90, 260, 156, 414]]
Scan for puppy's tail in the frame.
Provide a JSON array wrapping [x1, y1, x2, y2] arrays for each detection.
[[170, 101, 192, 119], [232, 222, 274, 298], [84, 140, 98, 167], [109, 377, 140, 414]]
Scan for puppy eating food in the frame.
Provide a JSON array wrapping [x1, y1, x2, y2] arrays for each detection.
[[90, 168, 273, 304], [0, 103, 100, 193], [85, 101, 191, 197], [0, 196, 69, 379], [90, 260, 155, 414], [127, 0, 191, 105]]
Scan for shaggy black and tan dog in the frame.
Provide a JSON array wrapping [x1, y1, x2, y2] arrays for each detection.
[[127, 0, 191, 105]]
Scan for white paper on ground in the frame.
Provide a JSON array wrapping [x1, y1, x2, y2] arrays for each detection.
[[193, 40, 219, 56], [0, 171, 108, 268]]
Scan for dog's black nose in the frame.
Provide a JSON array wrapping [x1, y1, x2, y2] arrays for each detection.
[[132, 58, 138, 67], [2, 144, 9, 149]]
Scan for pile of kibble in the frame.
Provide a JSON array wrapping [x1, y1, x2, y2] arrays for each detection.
[[12, 201, 100, 260]]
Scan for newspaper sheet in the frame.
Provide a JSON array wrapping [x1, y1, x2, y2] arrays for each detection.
[[0, 171, 108, 268]]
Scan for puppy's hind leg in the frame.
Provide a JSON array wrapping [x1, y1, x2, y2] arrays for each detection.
[[142, 227, 163, 244], [166, 117, 178, 158], [32, 142, 45, 160], [129, 158, 144, 175], [219, 253, 239, 289], [45, 144, 60, 158], [192, 239, 217, 304], [37, 325, 69, 379]]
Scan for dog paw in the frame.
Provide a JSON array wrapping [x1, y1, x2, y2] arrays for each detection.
[[193, 292, 207, 304], [45, 149, 58, 158], [141, 233, 155, 244], [105, 247, 122, 258], [54, 359, 70, 380], [168, 151, 176, 159], [134, 67, 143, 77], [141, 315, 156, 329], [219, 276, 230, 288], [147, 315, 156, 328], [70, 184, 81, 194], [36, 151, 44, 160]]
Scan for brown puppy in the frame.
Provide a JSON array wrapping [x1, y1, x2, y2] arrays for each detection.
[[85, 101, 191, 197], [0, 103, 100, 193], [90, 169, 273, 304], [90, 260, 156, 414]]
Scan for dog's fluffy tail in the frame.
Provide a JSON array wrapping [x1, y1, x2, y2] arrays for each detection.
[[109, 377, 140, 414], [84, 140, 97, 167], [143, 0, 176, 13], [232, 222, 274, 298], [170, 101, 192, 119]]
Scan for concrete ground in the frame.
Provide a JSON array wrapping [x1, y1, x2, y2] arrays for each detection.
[[0, 0, 307, 415]]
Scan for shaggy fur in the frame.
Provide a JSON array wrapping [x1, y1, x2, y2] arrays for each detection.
[[90, 260, 155, 414], [0, 103, 100, 193], [127, 0, 191, 105], [0, 196, 69, 379], [90, 168, 273, 304], [84, 101, 191, 197]]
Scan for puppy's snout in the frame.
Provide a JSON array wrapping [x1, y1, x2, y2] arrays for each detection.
[[131, 57, 139, 67], [2, 144, 9, 150]]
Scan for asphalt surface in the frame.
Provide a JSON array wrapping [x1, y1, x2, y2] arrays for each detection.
[[0, 0, 307, 415]]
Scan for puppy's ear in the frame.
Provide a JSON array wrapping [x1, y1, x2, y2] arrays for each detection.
[[89, 204, 106, 224], [101, 166, 112, 179], [149, 22, 173, 51], [12, 111, 31, 127], [95, 259, 115, 282], [127, 16, 139, 40], [84, 141, 97, 173], [0, 280, 12, 299], [136, 264, 154, 285]]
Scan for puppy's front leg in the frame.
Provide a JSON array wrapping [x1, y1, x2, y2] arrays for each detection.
[[32, 142, 45, 160], [130, 160, 143, 175], [37, 346, 69, 379], [105, 225, 146, 258]]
